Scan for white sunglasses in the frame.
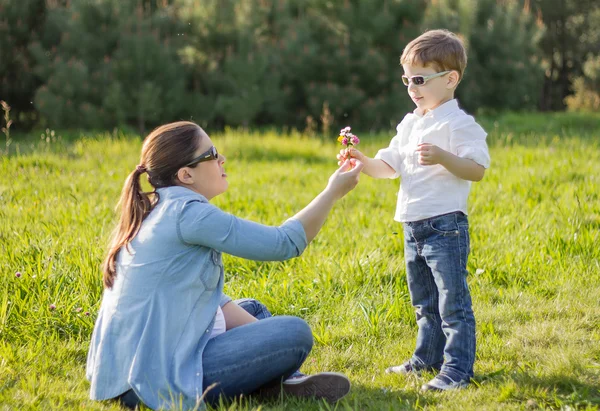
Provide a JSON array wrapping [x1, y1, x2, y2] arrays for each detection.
[[402, 71, 451, 86]]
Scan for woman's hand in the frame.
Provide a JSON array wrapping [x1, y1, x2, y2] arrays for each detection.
[[326, 159, 364, 200]]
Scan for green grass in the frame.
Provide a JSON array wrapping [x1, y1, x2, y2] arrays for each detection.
[[1, 113, 599, 410]]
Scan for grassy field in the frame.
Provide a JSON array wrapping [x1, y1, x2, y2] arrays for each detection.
[[1, 113, 599, 410]]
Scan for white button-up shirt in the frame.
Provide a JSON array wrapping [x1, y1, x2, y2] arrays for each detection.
[[375, 99, 490, 222]]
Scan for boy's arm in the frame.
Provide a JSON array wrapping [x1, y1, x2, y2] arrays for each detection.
[[418, 144, 485, 181], [363, 157, 397, 178], [343, 148, 396, 178], [418, 115, 490, 181]]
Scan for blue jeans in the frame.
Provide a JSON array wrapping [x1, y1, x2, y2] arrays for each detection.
[[403, 212, 475, 382], [118, 299, 312, 408]]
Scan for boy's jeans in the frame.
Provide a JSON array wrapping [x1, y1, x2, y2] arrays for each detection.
[[403, 212, 476, 383]]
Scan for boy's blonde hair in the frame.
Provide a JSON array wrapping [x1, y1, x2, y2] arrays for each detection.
[[400, 29, 467, 80]]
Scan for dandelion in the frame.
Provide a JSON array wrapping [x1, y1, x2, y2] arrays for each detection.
[[15, 271, 21, 278]]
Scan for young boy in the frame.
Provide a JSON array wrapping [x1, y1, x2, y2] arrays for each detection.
[[339, 29, 490, 391]]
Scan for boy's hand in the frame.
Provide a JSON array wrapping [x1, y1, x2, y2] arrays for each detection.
[[417, 143, 446, 166], [337, 147, 367, 168]]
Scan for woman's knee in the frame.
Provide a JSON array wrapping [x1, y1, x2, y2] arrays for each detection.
[[274, 316, 313, 353]]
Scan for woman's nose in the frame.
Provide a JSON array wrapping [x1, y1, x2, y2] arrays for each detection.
[[219, 153, 226, 163]]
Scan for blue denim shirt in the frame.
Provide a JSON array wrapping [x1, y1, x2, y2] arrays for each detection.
[[86, 186, 308, 410]]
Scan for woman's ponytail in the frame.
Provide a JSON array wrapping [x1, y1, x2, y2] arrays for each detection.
[[102, 166, 154, 289]]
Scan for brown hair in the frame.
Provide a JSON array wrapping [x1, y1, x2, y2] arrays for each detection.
[[102, 121, 204, 288], [400, 29, 467, 80]]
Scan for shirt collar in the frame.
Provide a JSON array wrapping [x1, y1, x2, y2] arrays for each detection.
[[157, 185, 208, 203], [414, 99, 460, 120]]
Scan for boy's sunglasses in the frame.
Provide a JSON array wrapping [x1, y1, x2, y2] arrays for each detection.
[[183, 146, 219, 167], [402, 70, 450, 86]]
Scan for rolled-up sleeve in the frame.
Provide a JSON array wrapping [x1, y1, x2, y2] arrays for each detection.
[[450, 115, 491, 169], [374, 122, 405, 179], [220, 293, 232, 307], [177, 200, 308, 261]]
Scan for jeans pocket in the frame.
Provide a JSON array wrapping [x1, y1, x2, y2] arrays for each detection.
[[429, 214, 460, 236]]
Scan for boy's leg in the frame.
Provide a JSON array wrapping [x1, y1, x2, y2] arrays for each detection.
[[388, 223, 444, 373], [421, 213, 475, 387]]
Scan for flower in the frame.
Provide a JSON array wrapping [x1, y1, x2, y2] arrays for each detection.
[[338, 126, 359, 148], [49, 304, 56, 311], [337, 126, 360, 169], [75, 307, 83, 313], [15, 271, 21, 278], [85, 311, 90, 316]]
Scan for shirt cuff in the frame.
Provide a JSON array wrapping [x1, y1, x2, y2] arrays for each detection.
[[220, 293, 232, 307], [281, 218, 308, 256], [459, 148, 491, 169], [374, 149, 401, 178]]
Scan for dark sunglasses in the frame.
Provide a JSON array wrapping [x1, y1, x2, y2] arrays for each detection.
[[401, 70, 450, 86], [183, 146, 219, 167]]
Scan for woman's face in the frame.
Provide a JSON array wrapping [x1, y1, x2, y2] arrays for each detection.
[[178, 129, 228, 200]]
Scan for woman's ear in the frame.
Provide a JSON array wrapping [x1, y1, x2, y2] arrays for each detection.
[[446, 70, 461, 89], [176, 167, 193, 185]]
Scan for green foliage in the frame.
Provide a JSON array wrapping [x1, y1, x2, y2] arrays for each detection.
[[1, 114, 600, 409], [423, 0, 545, 112], [565, 55, 600, 112], [529, 0, 600, 110], [0, 0, 48, 128], [30, 1, 191, 132], [2, 0, 598, 131]]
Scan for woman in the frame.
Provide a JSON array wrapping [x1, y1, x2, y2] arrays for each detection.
[[86, 121, 363, 410]]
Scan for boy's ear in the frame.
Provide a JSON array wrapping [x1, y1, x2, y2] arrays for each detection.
[[446, 70, 461, 89]]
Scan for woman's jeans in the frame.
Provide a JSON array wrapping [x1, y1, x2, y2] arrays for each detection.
[[118, 299, 312, 408], [403, 212, 476, 383]]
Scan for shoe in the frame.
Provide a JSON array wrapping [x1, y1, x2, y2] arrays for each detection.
[[385, 360, 439, 375], [258, 372, 351, 403], [421, 374, 469, 391]]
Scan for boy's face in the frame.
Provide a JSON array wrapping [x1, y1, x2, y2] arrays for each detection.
[[402, 63, 458, 113]]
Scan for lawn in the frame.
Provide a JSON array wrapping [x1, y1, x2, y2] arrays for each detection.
[[1, 112, 599, 410]]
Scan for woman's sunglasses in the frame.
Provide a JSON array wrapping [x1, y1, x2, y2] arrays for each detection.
[[183, 146, 219, 167], [402, 70, 450, 87]]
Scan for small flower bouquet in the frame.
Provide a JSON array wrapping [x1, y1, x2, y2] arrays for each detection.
[[337, 126, 359, 168]]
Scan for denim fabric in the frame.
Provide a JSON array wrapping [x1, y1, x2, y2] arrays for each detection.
[[403, 211, 475, 382], [201, 315, 313, 403], [87, 186, 308, 411], [116, 298, 311, 409], [235, 298, 273, 320]]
